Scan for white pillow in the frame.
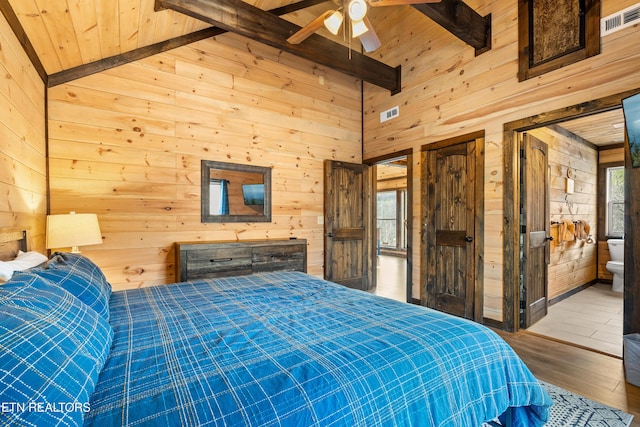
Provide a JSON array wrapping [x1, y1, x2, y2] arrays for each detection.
[[0, 263, 12, 282], [0, 250, 48, 282]]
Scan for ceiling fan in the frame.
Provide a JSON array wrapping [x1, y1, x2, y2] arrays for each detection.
[[287, 0, 441, 53]]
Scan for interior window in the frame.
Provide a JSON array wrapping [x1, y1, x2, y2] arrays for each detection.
[[376, 190, 407, 251], [606, 166, 624, 237], [377, 191, 398, 249]]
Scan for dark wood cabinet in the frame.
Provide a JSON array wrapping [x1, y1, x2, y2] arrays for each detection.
[[175, 239, 307, 282]]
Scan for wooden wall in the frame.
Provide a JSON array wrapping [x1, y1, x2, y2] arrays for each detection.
[[0, 13, 46, 250], [362, 0, 640, 321], [600, 146, 625, 164], [529, 126, 597, 300], [47, 33, 362, 291], [377, 164, 407, 191], [3, 0, 638, 323]]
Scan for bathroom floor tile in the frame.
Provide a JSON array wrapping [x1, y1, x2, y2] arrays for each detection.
[[527, 283, 623, 357]]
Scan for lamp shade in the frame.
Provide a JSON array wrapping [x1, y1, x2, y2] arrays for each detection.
[[351, 19, 369, 37], [324, 10, 344, 35], [46, 212, 103, 253], [348, 0, 367, 21]]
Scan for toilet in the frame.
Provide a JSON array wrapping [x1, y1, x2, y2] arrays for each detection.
[[606, 239, 624, 292]]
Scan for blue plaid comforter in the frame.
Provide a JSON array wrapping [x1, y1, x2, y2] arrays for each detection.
[[85, 271, 551, 426]]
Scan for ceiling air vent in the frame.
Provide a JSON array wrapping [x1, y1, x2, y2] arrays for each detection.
[[601, 2, 640, 36]]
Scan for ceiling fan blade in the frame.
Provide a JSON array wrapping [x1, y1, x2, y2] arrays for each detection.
[[368, 0, 440, 6], [359, 16, 381, 52], [287, 10, 336, 44]]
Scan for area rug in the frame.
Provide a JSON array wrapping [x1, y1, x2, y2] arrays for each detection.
[[540, 381, 633, 427], [484, 381, 634, 426]]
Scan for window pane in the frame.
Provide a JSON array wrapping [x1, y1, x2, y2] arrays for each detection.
[[377, 191, 397, 248], [606, 166, 625, 237], [610, 202, 624, 236], [608, 167, 624, 202]]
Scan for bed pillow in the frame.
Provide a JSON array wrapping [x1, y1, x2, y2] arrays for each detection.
[[0, 263, 10, 282], [27, 252, 112, 322], [0, 250, 48, 282], [0, 272, 113, 427]]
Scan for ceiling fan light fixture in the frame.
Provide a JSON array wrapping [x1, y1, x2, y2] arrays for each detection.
[[351, 19, 369, 37], [348, 0, 368, 21], [324, 10, 344, 35]]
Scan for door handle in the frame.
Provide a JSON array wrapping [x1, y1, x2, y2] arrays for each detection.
[[545, 236, 554, 241], [326, 232, 334, 238], [464, 236, 473, 243]]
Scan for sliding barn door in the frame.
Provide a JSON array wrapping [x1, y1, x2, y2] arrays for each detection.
[[324, 160, 375, 290], [521, 133, 550, 328]]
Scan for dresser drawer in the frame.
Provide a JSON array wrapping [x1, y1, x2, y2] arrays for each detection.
[[252, 244, 306, 273], [185, 247, 251, 279]]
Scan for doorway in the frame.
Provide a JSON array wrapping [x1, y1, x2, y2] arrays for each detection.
[[375, 160, 408, 302], [517, 111, 626, 357], [502, 90, 639, 356], [366, 150, 413, 303]]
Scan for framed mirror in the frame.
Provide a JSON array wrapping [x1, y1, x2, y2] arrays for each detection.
[[201, 160, 272, 223]]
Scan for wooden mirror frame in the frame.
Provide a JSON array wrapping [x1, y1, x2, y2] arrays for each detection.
[[201, 160, 272, 223]]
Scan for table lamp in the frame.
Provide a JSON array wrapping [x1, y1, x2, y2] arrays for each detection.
[[46, 212, 103, 253]]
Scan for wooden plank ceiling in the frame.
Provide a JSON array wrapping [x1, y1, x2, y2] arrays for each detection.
[[556, 109, 626, 146], [3, 0, 490, 93]]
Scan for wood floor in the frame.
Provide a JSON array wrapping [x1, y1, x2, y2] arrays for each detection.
[[496, 330, 640, 426], [373, 257, 640, 424], [374, 254, 407, 302]]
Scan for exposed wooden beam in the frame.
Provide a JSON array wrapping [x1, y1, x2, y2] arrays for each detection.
[[264, 0, 329, 16], [413, 0, 491, 55], [48, 28, 222, 87], [155, 0, 402, 94], [49, 0, 329, 88]]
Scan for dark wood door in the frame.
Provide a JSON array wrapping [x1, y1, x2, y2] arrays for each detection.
[[423, 142, 476, 319], [522, 133, 550, 328], [324, 160, 375, 290]]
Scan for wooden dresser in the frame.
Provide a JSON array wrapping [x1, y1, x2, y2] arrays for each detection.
[[175, 239, 307, 282]]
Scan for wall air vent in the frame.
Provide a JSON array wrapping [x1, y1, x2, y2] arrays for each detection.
[[601, 2, 640, 36], [380, 106, 399, 123]]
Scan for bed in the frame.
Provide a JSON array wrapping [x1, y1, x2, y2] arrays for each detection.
[[0, 235, 552, 427]]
